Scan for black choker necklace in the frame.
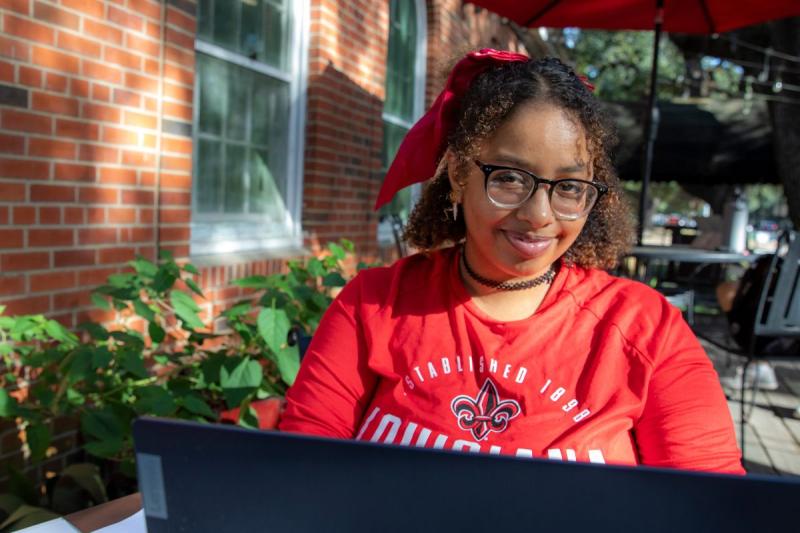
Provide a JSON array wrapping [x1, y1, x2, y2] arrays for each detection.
[[461, 251, 555, 291]]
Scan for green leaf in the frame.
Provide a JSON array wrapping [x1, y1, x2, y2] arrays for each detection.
[[306, 258, 325, 278], [132, 298, 156, 322], [223, 301, 251, 319], [180, 394, 215, 418], [276, 345, 301, 386], [43, 320, 78, 345], [200, 353, 226, 385], [220, 358, 262, 409], [6, 466, 38, 505], [117, 349, 148, 378], [0, 504, 60, 531], [26, 423, 50, 464], [130, 257, 158, 277], [232, 275, 271, 289], [153, 268, 177, 293], [0, 389, 18, 417], [322, 272, 347, 288], [84, 439, 123, 459], [148, 322, 165, 344], [80, 409, 123, 442], [107, 273, 135, 288], [67, 347, 94, 384], [340, 238, 355, 253], [0, 493, 24, 521], [238, 404, 260, 429], [182, 263, 199, 275], [92, 346, 112, 370], [66, 387, 84, 406], [154, 355, 169, 365], [184, 278, 204, 298], [91, 292, 111, 311], [170, 291, 204, 330], [256, 308, 291, 355], [134, 386, 177, 416], [158, 248, 174, 261], [79, 322, 110, 341], [53, 463, 108, 514]]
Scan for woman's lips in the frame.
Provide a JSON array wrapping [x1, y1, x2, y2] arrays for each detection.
[[502, 230, 554, 259]]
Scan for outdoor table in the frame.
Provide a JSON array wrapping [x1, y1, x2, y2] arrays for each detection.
[[625, 245, 759, 283], [65, 492, 142, 531]]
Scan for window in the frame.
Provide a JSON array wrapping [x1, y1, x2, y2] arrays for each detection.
[[378, 0, 427, 244], [191, 0, 308, 256]]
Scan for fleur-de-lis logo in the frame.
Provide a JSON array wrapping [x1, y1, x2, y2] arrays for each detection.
[[450, 378, 521, 441]]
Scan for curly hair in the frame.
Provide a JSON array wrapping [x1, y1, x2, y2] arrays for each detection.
[[403, 56, 635, 270]]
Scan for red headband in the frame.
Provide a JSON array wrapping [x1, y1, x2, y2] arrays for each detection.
[[374, 49, 595, 210]]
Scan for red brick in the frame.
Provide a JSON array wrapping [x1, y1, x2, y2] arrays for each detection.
[[0, 0, 29, 16], [113, 88, 140, 108], [87, 207, 104, 223], [163, 63, 192, 86], [79, 144, 118, 163], [32, 46, 79, 75], [12, 206, 35, 224], [107, 207, 135, 223], [160, 172, 190, 189], [126, 33, 160, 58], [0, 158, 49, 179], [1, 109, 51, 134], [78, 266, 115, 287], [163, 101, 192, 121], [139, 171, 155, 186], [128, 0, 161, 20], [53, 249, 95, 267], [31, 92, 79, 116], [121, 150, 156, 167], [142, 134, 156, 148], [99, 167, 136, 184], [165, 27, 193, 50], [166, 6, 196, 33], [159, 208, 190, 223], [139, 208, 153, 223], [99, 246, 136, 264], [122, 227, 153, 242], [0, 134, 25, 154], [29, 138, 76, 159], [165, 45, 193, 67], [82, 60, 122, 84], [121, 189, 153, 205], [160, 191, 190, 206], [0, 228, 23, 248], [108, 6, 144, 32], [63, 206, 83, 223], [82, 103, 121, 123], [158, 226, 190, 242], [158, 243, 188, 258], [0, 251, 49, 271], [144, 20, 160, 39], [57, 31, 101, 58], [104, 46, 142, 71], [164, 82, 192, 103], [0, 60, 12, 83], [62, 0, 103, 19], [1, 295, 50, 315], [29, 228, 73, 247], [0, 205, 7, 224], [124, 72, 158, 93], [18, 65, 42, 87], [144, 59, 159, 76], [55, 119, 99, 141], [79, 186, 118, 204], [163, 137, 192, 154], [5, 14, 55, 45], [31, 184, 74, 203], [38, 206, 59, 224], [0, 275, 24, 296], [70, 78, 89, 98], [83, 18, 122, 45], [0, 182, 25, 202], [0, 35, 29, 61], [102, 126, 138, 146], [54, 162, 95, 182], [123, 111, 156, 129], [54, 290, 91, 309], [34, 2, 80, 30], [91, 83, 110, 102], [78, 227, 117, 245], [161, 156, 191, 172], [44, 72, 68, 93]]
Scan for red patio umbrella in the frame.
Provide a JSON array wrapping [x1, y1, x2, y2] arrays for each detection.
[[467, 0, 800, 243]]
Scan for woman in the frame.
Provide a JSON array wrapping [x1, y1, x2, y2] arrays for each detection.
[[280, 49, 744, 474]]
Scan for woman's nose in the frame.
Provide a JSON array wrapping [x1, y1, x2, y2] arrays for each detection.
[[516, 187, 554, 227]]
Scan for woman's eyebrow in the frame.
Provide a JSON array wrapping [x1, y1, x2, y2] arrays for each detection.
[[557, 163, 588, 173]]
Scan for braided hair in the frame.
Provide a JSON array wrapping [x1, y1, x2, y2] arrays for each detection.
[[403, 56, 634, 270]]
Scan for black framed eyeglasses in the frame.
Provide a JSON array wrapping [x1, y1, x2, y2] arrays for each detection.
[[474, 160, 608, 221]]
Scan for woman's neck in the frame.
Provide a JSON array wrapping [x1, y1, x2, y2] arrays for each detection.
[[458, 249, 555, 321]]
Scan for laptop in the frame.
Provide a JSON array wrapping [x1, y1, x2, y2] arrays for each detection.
[[133, 417, 799, 533]]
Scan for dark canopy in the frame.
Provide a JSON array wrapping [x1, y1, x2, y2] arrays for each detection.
[[608, 98, 777, 185]]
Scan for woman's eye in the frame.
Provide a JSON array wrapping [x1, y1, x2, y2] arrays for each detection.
[[555, 181, 586, 194], [491, 171, 527, 186]]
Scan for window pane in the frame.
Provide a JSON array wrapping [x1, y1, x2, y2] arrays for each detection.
[[227, 65, 249, 141], [240, 0, 264, 60], [212, 0, 239, 50], [196, 139, 223, 213], [263, 0, 289, 70], [224, 144, 247, 214], [384, 0, 417, 122], [198, 55, 226, 135], [249, 148, 288, 220], [380, 121, 411, 217], [251, 76, 289, 148], [197, 0, 212, 40]]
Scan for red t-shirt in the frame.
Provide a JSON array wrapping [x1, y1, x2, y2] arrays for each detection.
[[280, 247, 744, 474]]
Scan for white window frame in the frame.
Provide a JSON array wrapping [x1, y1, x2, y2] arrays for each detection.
[[190, 0, 309, 258], [378, 0, 427, 245]]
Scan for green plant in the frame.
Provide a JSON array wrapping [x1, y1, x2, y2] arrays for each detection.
[[0, 239, 362, 526]]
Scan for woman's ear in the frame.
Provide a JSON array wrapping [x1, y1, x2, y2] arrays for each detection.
[[444, 150, 463, 200]]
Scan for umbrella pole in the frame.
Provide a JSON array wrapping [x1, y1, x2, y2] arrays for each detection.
[[637, 0, 664, 245]]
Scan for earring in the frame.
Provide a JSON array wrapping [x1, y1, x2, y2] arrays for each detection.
[[447, 190, 460, 222], [451, 200, 458, 221]]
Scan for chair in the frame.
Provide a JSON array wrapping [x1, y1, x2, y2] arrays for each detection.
[[696, 230, 800, 459]]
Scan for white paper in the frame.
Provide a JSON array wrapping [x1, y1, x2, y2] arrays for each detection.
[[93, 509, 146, 533], [16, 517, 80, 533]]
